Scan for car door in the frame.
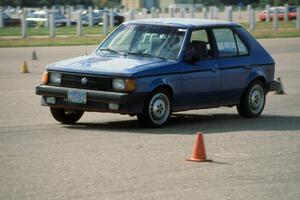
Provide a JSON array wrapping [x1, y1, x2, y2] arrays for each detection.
[[212, 28, 251, 102], [180, 29, 221, 107]]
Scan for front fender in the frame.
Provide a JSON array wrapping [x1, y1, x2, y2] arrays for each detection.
[[135, 74, 181, 106], [146, 78, 172, 92]]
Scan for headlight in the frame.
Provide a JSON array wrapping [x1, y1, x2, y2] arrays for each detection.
[[112, 79, 125, 90], [112, 78, 136, 92], [49, 72, 62, 84]]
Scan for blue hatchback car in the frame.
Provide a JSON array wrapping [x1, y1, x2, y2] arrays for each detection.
[[36, 18, 280, 127]]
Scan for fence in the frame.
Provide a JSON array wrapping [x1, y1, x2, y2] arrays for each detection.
[[0, 4, 300, 38]]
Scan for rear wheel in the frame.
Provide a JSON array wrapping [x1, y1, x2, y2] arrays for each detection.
[[50, 107, 84, 124], [237, 80, 266, 118], [137, 90, 171, 128]]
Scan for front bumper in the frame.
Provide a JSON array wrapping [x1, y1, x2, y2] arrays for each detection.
[[35, 84, 147, 114]]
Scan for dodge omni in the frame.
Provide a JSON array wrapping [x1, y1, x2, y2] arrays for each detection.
[[36, 18, 280, 127]]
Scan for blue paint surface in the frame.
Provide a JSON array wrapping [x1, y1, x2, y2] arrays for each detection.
[[46, 19, 275, 113]]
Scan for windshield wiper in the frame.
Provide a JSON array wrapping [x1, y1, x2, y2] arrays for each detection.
[[99, 48, 126, 56], [127, 52, 165, 60]]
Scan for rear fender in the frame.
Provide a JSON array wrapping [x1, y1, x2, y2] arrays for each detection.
[[246, 71, 267, 88]]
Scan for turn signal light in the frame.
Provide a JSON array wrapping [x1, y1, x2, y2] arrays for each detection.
[[125, 79, 136, 92], [42, 71, 49, 84]]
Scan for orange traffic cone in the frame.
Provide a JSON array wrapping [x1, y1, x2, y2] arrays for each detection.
[[186, 133, 212, 162]]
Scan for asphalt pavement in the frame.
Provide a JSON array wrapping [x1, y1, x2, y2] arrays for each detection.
[[0, 38, 300, 200]]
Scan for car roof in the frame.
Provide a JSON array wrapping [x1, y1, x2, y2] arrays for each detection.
[[126, 18, 240, 28], [31, 10, 60, 15], [31, 10, 46, 14]]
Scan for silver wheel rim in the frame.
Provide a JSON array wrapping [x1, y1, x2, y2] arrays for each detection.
[[248, 84, 265, 114], [149, 93, 170, 125], [65, 110, 76, 115]]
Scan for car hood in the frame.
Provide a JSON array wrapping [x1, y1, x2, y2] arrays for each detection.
[[46, 54, 169, 77]]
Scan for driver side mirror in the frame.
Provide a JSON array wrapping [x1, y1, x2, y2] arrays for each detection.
[[184, 49, 200, 64]]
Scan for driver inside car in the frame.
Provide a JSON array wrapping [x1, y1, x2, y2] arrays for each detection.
[[185, 40, 210, 62]]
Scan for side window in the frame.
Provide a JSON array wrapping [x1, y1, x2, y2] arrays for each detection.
[[188, 29, 212, 59], [213, 28, 238, 57], [190, 29, 208, 42], [234, 33, 249, 55]]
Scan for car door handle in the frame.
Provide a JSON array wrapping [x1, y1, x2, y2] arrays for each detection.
[[211, 68, 218, 73], [244, 65, 251, 70]]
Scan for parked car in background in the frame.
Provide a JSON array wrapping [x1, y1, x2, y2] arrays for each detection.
[[26, 10, 68, 27], [259, 6, 297, 21], [4, 6, 16, 15], [82, 10, 124, 26], [36, 18, 280, 127], [18, 8, 39, 16], [2, 13, 20, 26]]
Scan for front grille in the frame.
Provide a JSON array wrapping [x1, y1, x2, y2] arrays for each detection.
[[60, 73, 112, 91]]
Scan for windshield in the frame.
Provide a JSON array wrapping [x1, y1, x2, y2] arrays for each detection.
[[82, 12, 101, 20], [3, 13, 9, 20], [54, 13, 65, 19], [28, 13, 45, 18], [97, 24, 187, 60], [289, 7, 296, 12]]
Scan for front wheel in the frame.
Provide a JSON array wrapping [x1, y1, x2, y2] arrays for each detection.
[[237, 80, 266, 118], [137, 90, 171, 128], [50, 107, 84, 124]]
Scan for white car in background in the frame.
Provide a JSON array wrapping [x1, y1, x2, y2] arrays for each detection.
[[26, 10, 68, 27], [81, 10, 125, 26]]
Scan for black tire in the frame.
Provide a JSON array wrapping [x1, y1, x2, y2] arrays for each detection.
[[237, 80, 266, 118], [50, 107, 84, 124], [137, 89, 171, 128]]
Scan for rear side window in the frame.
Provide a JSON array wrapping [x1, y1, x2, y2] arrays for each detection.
[[234, 33, 248, 55], [213, 28, 249, 57], [213, 29, 238, 57]]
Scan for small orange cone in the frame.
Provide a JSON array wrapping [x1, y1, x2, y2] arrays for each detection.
[[20, 61, 29, 73], [186, 132, 212, 162]]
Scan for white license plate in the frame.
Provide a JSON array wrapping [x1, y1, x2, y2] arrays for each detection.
[[68, 90, 87, 104]]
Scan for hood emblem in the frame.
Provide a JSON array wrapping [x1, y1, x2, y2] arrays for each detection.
[[81, 77, 88, 85]]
